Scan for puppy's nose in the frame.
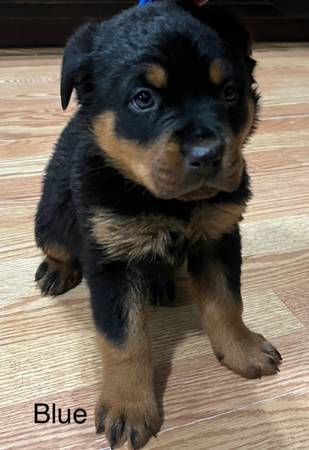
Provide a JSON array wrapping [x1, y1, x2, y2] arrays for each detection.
[[183, 140, 223, 169]]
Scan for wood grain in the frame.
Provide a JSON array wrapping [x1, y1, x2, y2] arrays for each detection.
[[0, 44, 308, 450], [145, 390, 309, 450]]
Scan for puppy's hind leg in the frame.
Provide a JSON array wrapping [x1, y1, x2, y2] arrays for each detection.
[[35, 244, 82, 296], [34, 160, 82, 296]]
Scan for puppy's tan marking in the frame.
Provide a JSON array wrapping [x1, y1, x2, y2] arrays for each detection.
[[36, 243, 82, 296], [177, 186, 219, 201], [188, 202, 246, 241], [146, 63, 168, 89], [43, 243, 71, 263], [215, 97, 256, 193], [93, 112, 162, 194], [93, 112, 194, 199], [190, 262, 281, 379], [91, 208, 185, 262], [209, 60, 224, 85], [95, 279, 160, 448]]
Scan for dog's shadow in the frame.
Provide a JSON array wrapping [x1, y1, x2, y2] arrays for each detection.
[[149, 269, 204, 425]]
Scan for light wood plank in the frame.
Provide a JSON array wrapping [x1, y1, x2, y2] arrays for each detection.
[[144, 390, 309, 450]]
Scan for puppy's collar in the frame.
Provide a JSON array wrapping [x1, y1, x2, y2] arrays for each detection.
[[138, 0, 153, 5]]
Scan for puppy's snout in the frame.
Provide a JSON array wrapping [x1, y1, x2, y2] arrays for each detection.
[[182, 139, 223, 170]]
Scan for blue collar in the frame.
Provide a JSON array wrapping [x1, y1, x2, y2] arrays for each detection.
[[138, 0, 153, 5]]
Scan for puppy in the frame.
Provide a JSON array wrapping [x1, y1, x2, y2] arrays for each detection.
[[35, 2, 282, 448]]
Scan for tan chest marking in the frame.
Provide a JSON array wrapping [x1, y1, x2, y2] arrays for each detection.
[[91, 209, 185, 262], [188, 202, 246, 241], [92, 202, 246, 263]]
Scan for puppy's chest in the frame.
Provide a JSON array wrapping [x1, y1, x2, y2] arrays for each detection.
[[91, 202, 245, 263]]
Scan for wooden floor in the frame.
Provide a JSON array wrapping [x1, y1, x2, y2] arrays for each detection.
[[1, 44, 309, 450]]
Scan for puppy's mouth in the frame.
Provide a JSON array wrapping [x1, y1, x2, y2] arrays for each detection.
[[176, 186, 219, 202], [150, 157, 244, 202]]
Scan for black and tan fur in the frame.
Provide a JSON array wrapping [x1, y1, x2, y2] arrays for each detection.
[[35, 2, 281, 448]]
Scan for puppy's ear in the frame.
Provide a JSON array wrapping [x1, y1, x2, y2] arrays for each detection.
[[184, 4, 256, 72], [207, 9, 252, 54], [204, 8, 255, 71], [61, 22, 98, 110]]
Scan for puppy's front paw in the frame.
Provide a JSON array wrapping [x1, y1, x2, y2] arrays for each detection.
[[95, 395, 160, 449], [35, 257, 82, 296], [214, 331, 282, 379]]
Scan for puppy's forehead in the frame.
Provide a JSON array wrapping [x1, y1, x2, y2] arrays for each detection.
[[133, 29, 227, 90], [97, 3, 226, 77], [143, 60, 224, 92], [140, 36, 227, 91]]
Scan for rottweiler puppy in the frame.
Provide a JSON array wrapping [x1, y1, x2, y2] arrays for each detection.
[[35, 1, 282, 448]]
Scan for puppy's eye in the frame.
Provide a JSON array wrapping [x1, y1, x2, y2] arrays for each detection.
[[224, 85, 238, 102], [130, 89, 155, 111]]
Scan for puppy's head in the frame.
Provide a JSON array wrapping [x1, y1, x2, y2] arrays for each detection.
[[61, 2, 258, 201]]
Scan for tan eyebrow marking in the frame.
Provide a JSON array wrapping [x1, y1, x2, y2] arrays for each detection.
[[145, 63, 168, 89], [209, 60, 224, 85]]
